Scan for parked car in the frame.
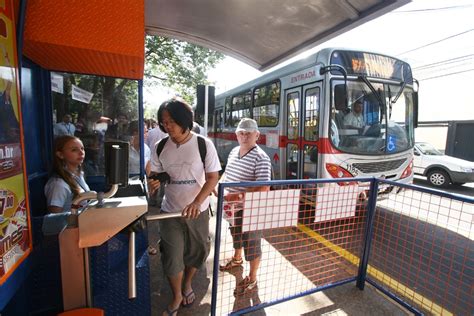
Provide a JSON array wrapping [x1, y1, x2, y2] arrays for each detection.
[[414, 142, 474, 187]]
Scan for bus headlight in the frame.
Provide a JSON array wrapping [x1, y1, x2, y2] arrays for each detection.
[[325, 163, 354, 186]]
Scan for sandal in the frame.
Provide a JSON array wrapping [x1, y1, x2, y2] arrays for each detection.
[[163, 305, 179, 316], [181, 290, 195, 307], [219, 257, 243, 271], [148, 246, 158, 255], [234, 276, 257, 296]]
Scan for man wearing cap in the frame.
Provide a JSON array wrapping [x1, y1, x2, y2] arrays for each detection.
[[218, 118, 271, 295]]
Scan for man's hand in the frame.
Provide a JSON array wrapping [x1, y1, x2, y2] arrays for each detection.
[[182, 201, 201, 219], [147, 178, 161, 195], [224, 192, 244, 202]]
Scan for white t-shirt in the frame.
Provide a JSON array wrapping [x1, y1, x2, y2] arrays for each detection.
[[150, 133, 221, 213], [344, 112, 365, 128]]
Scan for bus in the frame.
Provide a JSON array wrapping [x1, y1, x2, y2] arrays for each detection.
[[207, 48, 417, 188]]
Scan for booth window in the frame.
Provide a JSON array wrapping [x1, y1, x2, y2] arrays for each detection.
[[50, 72, 139, 176]]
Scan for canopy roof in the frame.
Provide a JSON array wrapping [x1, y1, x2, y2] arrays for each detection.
[[145, 0, 410, 71], [23, 0, 410, 78]]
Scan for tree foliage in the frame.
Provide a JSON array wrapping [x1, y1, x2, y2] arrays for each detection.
[[52, 74, 138, 123], [145, 35, 225, 104]]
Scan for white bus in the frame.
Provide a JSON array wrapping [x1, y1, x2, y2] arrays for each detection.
[[206, 48, 417, 187]]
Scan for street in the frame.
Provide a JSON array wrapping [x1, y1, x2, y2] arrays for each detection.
[[413, 175, 474, 197]]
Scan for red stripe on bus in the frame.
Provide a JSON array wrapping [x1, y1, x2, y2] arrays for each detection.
[[209, 132, 340, 154], [318, 138, 342, 154], [209, 132, 267, 145]]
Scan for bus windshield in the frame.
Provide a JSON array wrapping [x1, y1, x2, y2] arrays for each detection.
[[331, 79, 415, 155]]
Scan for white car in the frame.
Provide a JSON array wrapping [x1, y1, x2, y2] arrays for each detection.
[[414, 142, 474, 187]]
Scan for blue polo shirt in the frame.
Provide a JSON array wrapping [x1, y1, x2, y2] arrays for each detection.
[[44, 173, 90, 212]]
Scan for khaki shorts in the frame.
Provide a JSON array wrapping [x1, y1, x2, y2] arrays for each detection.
[[159, 210, 210, 276], [230, 209, 262, 261]]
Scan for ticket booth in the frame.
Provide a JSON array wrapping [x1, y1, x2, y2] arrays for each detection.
[[0, 1, 151, 314]]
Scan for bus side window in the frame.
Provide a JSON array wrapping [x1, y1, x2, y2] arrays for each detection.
[[231, 91, 251, 127], [253, 81, 280, 127], [224, 96, 232, 127]]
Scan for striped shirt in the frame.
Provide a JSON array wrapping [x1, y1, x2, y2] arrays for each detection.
[[224, 145, 271, 193]]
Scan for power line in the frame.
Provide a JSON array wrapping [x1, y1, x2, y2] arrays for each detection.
[[415, 62, 474, 79], [418, 68, 474, 81], [395, 5, 473, 13], [414, 54, 474, 70], [397, 29, 474, 56]]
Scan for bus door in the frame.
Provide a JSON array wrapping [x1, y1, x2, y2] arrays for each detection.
[[285, 83, 321, 179]]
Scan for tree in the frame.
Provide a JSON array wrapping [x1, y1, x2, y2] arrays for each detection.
[[145, 36, 225, 104]]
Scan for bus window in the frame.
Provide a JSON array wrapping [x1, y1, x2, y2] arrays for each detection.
[[215, 109, 224, 132], [231, 91, 251, 127], [304, 87, 319, 141], [303, 145, 318, 179], [253, 81, 280, 127], [286, 143, 298, 179], [331, 80, 414, 155], [224, 96, 232, 126], [51, 72, 139, 176], [287, 92, 300, 140]]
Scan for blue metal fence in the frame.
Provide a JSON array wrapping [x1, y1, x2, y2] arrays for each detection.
[[211, 178, 473, 315]]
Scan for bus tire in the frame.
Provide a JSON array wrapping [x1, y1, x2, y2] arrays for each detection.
[[427, 169, 450, 188]]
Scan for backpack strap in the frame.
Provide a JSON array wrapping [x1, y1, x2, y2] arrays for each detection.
[[197, 135, 207, 169], [155, 136, 169, 158], [156, 135, 206, 169]]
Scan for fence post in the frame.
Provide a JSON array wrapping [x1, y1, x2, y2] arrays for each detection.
[[210, 184, 225, 316], [356, 178, 379, 290]]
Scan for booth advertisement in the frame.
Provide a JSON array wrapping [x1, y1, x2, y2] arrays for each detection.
[[0, 0, 32, 283]]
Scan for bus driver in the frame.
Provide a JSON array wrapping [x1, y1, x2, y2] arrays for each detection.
[[343, 100, 365, 129]]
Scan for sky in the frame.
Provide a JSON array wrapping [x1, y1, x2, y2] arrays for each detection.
[[145, 0, 474, 147]]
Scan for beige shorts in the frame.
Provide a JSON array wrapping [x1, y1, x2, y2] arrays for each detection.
[[159, 210, 210, 276]]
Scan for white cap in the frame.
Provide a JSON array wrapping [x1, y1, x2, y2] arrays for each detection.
[[236, 118, 258, 132]]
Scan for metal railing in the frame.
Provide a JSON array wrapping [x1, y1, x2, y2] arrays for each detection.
[[210, 178, 473, 315]]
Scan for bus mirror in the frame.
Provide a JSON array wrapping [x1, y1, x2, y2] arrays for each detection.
[[334, 84, 348, 111], [413, 79, 419, 128], [413, 91, 419, 128], [104, 141, 129, 187]]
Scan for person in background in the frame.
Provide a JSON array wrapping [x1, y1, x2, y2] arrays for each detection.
[[147, 98, 220, 316], [128, 120, 151, 175], [343, 100, 365, 128], [218, 118, 271, 296], [146, 118, 168, 150], [54, 114, 76, 137], [192, 121, 207, 137], [44, 135, 90, 213], [106, 113, 130, 141], [146, 117, 168, 209]]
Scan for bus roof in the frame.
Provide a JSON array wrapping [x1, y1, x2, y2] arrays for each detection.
[[216, 47, 414, 98]]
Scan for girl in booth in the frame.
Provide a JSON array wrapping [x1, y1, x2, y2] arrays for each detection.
[[44, 135, 90, 213]]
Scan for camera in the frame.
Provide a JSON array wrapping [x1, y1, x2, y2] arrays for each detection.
[[149, 172, 171, 184]]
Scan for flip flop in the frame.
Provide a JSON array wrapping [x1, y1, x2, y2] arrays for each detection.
[[148, 246, 158, 255], [163, 305, 179, 316], [181, 290, 195, 307]]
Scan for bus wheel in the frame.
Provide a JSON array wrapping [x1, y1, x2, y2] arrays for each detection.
[[427, 169, 450, 188]]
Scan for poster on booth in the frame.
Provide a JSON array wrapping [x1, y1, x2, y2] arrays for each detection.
[[0, 1, 32, 284]]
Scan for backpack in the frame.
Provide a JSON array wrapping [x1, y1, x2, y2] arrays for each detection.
[[155, 135, 207, 169]]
